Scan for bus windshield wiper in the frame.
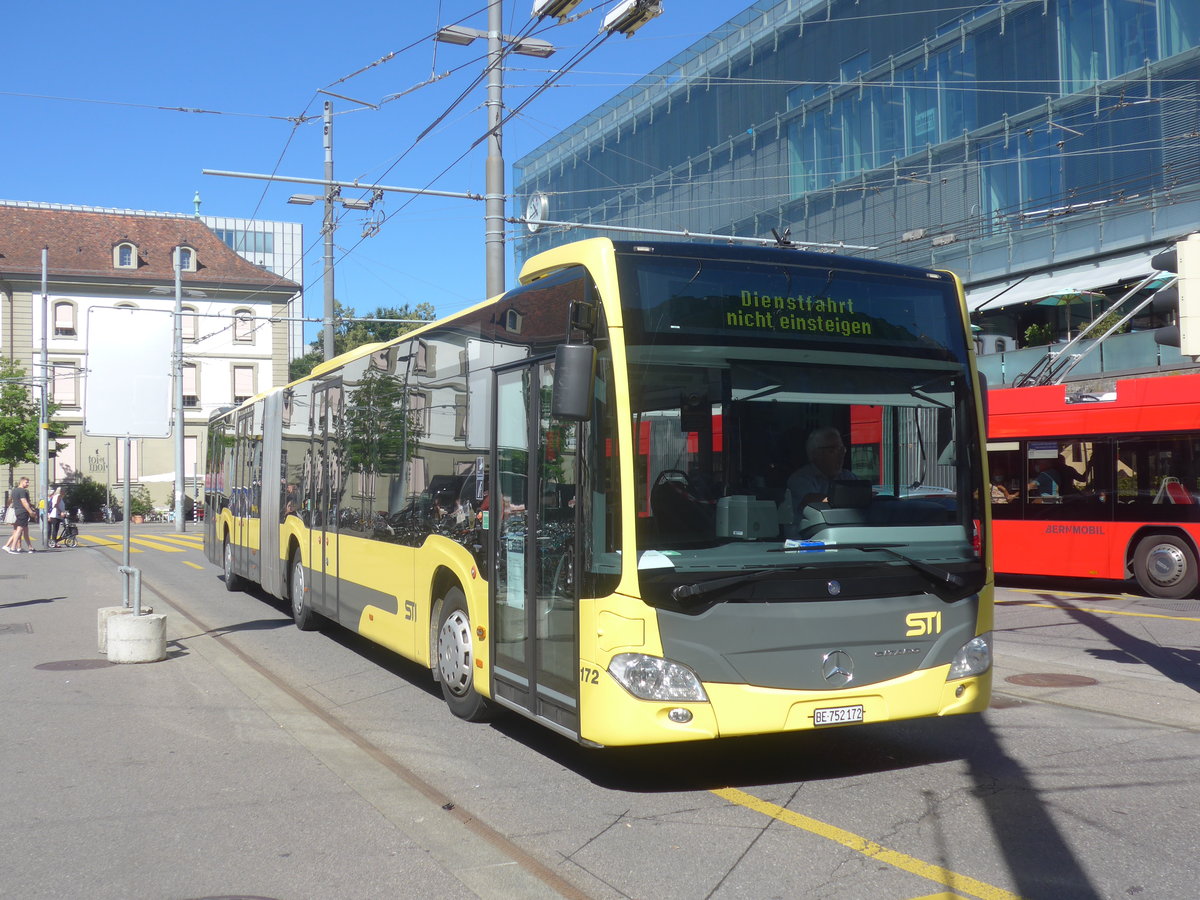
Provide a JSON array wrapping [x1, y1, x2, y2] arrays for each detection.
[[826, 543, 966, 589], [669, 546, 966, 605], [670, 565, 812, 604]]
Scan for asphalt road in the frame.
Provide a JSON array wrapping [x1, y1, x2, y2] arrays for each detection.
[[6, 525, 1199, 900]]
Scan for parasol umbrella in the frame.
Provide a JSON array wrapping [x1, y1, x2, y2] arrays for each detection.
[[1035, 290, 1106, 339]]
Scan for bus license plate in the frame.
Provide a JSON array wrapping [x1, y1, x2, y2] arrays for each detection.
[[813, 705, 865, 726]]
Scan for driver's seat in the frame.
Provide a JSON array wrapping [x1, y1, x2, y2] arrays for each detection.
[[651, 472, 713, 542]]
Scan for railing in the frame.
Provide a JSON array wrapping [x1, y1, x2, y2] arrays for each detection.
[[977, 330, 1192, 386]]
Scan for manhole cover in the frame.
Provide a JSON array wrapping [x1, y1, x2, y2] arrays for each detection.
[[1137, 599, 1200, 613], [0, 623, 33, 635], [1005, 672, 1099, 687], [35, 659, 116, 671]]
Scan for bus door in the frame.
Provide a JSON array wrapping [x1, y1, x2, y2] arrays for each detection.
[[311, 381, 343, 619], [231, 409, 255, 577], [492, 359, 579, 736]]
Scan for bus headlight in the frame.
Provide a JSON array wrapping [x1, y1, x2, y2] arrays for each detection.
[[947, 632, 992, 680], [608, 653, 709, 702]]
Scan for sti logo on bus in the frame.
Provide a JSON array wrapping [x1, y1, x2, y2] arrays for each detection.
[[906, 611, 942, 637]]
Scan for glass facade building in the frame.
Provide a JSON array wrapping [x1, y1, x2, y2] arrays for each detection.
[[514, 0, 1200, 383]]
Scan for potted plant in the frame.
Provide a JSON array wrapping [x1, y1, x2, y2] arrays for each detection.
[[128, 485, 154, 524]]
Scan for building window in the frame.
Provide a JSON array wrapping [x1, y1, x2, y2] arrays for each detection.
[[233, 308, 254, 343], [115, 441, 141, 484], [181, 305, 198, 342], [114, 242, 138, 269], [233, 365, 255, 404], [182, 364, 199, 408], [184, 435, 200, 486], [175, 246, 196, 272], [53, 300, 77, 337], [53, 435, 77, 485], [52, 362, 79, 407], [503, 309, 523, 333], [215, 228, 275, 255]]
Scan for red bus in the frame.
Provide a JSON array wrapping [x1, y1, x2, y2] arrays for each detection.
[[987, 372, 1200, 599]]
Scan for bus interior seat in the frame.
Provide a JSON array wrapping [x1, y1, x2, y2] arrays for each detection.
[[1154, 477, 1193, 505], [651, 471, 714, 541]]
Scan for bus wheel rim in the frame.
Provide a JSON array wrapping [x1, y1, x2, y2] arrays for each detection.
[[292, 561, 305, 617], [1147, 543, 1187, 587], [438, 610, 473, 697]]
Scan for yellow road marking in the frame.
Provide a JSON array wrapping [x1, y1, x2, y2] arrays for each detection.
[[182, 560, 204, 570], [713, 788, 1023, 900], [126, 538, 184, 552], [142, 535, 204, 548], [79, 535, 142, 552], [997, 599, 1200, 623]]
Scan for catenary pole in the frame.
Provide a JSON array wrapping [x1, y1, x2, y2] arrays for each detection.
[[173, 248, 186, 533], [485, 0, 505, 298], [39, 247, 49, 548], [322, 100, 336, 361]]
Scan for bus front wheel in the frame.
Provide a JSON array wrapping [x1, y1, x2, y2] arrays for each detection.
[[290, 552, 318, 631], [1133, 534, 1198, 600], [436, 588, 492, 722]]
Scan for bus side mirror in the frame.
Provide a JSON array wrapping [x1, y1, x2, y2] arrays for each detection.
[[552, 344, 595, 420]]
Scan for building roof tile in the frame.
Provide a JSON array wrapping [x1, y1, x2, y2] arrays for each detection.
[[0, 204, 298, 291]]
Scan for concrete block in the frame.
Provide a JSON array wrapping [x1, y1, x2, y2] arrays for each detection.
[[106, 613, 167, 664], [97, 607, 128, 654], [98, 605, 154, 653]]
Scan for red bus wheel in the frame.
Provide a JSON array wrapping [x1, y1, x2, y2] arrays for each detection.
[[1133, 534, 1198, 600]]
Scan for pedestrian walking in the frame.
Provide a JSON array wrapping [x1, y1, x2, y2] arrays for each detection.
[[4, 477, 38, 554], [46, 486, 67, 546]]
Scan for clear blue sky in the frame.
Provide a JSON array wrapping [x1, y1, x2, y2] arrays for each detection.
[[3, 1, 748, 344]]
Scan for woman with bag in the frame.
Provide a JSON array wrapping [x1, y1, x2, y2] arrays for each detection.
[[4, 477, 38, 554], [46, 486, 67, 546]]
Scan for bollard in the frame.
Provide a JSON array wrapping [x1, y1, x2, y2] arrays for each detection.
[[97, 607, 128, 654], [98, 605, 155, 654], [107, 612, 167, 663]]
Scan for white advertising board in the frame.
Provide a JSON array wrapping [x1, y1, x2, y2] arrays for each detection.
[[84, 306, 173, 438]]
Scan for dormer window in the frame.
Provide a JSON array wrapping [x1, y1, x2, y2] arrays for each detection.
[[174, 246, 196, 272], [114, 242, 138, 269]]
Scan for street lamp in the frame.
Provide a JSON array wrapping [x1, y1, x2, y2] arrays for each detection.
[[600, 0, 663, 35], [435, 2, 557, 298]]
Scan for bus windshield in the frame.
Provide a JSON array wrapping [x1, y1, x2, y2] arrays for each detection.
[[616, 247, 985, 602]]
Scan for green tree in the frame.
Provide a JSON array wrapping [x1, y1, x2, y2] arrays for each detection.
[[65, 476, 114, 522], [0, 357, 66, 487], [289, 301, 436, 381]]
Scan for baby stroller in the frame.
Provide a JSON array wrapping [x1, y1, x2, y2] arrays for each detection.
[[49, 516, 79, 549]]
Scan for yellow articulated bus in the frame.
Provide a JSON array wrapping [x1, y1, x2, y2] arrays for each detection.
[[205, 238, 992, 747]]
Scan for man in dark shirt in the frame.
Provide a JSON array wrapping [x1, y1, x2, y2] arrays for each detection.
[[5, 477, 37, 553]]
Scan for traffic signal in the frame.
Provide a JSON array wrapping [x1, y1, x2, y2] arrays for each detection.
[[1151, 232, 1200, 355]]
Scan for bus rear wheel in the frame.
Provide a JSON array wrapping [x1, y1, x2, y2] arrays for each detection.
[[223, 537, 243, 593], [436, 588, 492, 722], [1133, 534, 1198, 600], [290, 552, 318, 631]]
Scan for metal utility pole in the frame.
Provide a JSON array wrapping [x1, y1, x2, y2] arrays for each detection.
[[435, 5, 555, 298], [322, 100, 336, 362], [38, 248, 49, 548], [485, 0, 505, 299], [173, 248, 186, 533]]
